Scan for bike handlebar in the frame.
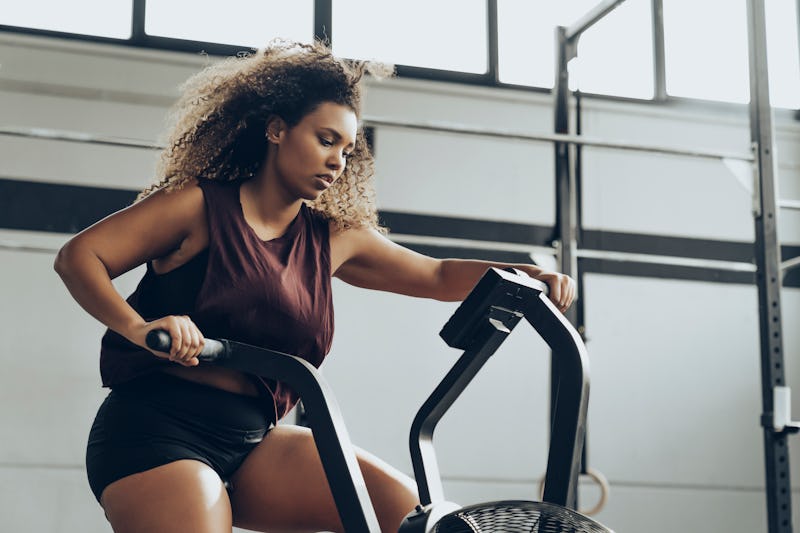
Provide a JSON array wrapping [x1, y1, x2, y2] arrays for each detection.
[[145, 329, 227, 362]]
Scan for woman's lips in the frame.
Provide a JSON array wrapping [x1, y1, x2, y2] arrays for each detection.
[[315, 174, 333, 187]]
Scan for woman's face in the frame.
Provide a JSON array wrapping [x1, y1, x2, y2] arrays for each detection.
[[268, 102, 358, 201]]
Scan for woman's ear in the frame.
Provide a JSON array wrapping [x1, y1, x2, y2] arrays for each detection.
[[265, 116, 286, 144]]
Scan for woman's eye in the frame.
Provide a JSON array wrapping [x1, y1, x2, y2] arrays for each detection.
[[343, 152, 353, 159], [320, 137, 333, 147]]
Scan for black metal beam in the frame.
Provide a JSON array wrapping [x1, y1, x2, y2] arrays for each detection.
[[313, 0, 332, 45], [746, 0, 794, 531], [131, 0, 146, 40], [487, 0, 499, 83], [553, 23, 578, 511], [652, 0, 666, 101], [553, 26, 577, 317]]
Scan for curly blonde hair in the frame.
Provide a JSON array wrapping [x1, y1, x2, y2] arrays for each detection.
[[139, 40, 393, 232]]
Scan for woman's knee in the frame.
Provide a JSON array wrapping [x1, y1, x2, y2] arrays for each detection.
[[101, 459, 231, 533]]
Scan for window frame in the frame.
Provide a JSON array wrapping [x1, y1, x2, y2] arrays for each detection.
[[0, 0, 797, 117]]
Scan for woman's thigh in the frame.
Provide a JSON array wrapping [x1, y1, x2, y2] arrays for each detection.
[[229, 425, 419, 533], [101, 459, 232, 533]]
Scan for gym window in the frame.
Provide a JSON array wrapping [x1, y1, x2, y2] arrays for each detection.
[[1, 0, 799, 110], [144, 0, 314, 49], [497, 0, 654, 100], [331, 0, 488, 74], [2, 0, 133, 39], [664, 0, 800, 109]]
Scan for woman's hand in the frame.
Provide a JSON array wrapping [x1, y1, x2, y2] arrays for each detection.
[[537, 271, 576, 313], [516, 267, 577, 313], [126, 316, 205, 367]]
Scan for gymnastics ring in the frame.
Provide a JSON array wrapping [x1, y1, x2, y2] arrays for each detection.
[[538, 467, 610, 516]]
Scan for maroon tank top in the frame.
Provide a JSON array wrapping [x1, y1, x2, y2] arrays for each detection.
[[99, 178, 335, 422]]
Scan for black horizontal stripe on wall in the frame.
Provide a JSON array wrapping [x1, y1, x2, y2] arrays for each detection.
[[1, 177, 798, 288], [379, 210, 554, 247], [398, 243, 534, 265], [580, 258, 757, 285], [0, 178, 136, 234], [380, 245, 800, 288], [582, 229, 756, 263]]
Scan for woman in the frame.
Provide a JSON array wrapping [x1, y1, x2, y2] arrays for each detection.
[[54, 40, 575, 533]]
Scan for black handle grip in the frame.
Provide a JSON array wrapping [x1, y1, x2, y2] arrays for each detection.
[[145, 329, 227, 362]]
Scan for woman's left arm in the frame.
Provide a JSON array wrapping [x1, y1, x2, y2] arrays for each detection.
[[332, 227, 576, 312]]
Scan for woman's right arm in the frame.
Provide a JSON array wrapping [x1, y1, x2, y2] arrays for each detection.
[[53, 182, 206, 365]]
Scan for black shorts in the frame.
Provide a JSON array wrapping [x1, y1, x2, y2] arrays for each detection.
[[86, 372, 272, 503]]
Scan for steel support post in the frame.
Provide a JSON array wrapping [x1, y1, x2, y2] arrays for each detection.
[[553, 26, 578, 326], [552, 25, 580, 510], [747, 1, 794, 531]]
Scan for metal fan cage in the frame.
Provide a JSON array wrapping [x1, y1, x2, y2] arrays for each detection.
[[430, 500, 613, 533]]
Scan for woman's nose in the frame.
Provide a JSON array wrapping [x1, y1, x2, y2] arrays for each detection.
[[327, 153, 345, 170]]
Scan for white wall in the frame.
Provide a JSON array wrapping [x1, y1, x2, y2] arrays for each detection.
[[1, 32, 799, 532]]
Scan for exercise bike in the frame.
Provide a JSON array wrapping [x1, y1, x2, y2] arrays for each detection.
[[148, 268, 614, 532]]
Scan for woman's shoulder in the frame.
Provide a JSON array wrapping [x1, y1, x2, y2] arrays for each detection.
[[136, 180, 209, 239], [187, 178, 244, 214], [327, 221, 384, 260], [138, 178, 205, 214]]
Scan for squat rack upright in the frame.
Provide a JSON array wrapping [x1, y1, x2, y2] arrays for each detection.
[[553, 1, 799, 532]]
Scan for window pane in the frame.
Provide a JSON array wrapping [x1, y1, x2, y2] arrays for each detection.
[[498, 0, 653, 99], [573, 0, 654, 99], [664, 0, 750, 103], [765, 0, 800, 109], [145, 0, 314, 48], [498, 0, 598, 88], [666, 0, 799, 108], [332, 0, 487, 73], [2, 0, 132, 39]]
